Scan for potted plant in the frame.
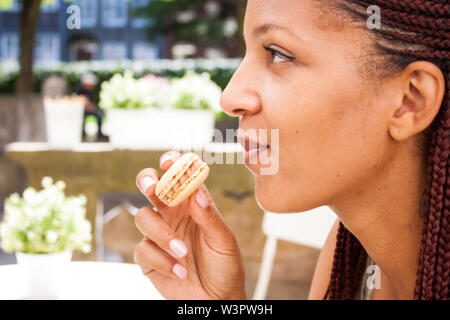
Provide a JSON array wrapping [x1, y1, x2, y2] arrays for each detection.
[[0, 177, 92, 299], [99, 71, 221, 149], [43, 95, 85, 149], [168, 71, 222, 150], [99, 71, 171, 149]]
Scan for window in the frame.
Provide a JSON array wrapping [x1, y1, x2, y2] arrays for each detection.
[[4, 0, 21, 12], [41, 0, 59, 12], [131, 0, 150, 28], [0, 33, 19, 62], [132, 42, 157, 60], [101, 0, 128, 28], [102, 42, 127, 60], [79, 0, 98, 28], [35, 33, 60, 63]]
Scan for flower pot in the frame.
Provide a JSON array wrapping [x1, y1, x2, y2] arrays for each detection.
[[44, 99, 84, 149], [106, 108, 215, 150], [15, 250, 72, 299]]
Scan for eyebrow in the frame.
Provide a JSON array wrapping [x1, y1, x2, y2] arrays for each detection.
[[250, 23, 304, 42]]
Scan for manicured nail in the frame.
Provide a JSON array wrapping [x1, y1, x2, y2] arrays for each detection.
[[169, 239, 187, 258], [172, 264, 187, 279], [139, 176, 155, 193], [195, 189, 209, 210], [160, 153, 174, 167]]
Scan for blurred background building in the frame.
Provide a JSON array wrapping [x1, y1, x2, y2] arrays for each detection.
[[0, 0, 162, 63], [0, 0, 244, 64]]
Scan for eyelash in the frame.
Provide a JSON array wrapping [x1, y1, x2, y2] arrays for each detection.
[[263, 46, 295, 62]]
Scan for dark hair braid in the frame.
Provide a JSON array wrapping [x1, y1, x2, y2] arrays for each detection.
[[325, 222, 347, 299], [324, 0, 450, 300], [417, 72, 449, 299], [375, 0, 449, 18]]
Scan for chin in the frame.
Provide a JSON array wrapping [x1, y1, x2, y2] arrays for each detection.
[[254, 176, 322, 214], [254, 178, 293, 213]]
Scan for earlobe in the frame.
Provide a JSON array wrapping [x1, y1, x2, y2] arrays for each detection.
[[388, 62, 445, 142]]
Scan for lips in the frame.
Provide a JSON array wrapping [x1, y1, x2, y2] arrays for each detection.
[[238, 135, 269, 151], [237, 133, 270, 165]]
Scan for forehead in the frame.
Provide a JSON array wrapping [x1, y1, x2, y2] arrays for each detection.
[[244, 0, 348, 37]]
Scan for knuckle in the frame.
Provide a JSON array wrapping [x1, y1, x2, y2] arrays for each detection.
[[204, 209, 220, 225], [161, 230, 173, 243], [142, 267, 156, 277], [155, 260, 173, 276], [134, 240, 146, 257], [134, 211, 145, 229], [135, 207, 150, 228]]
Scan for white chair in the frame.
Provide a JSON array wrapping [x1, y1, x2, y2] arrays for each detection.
[[252, 206, 337, 300]]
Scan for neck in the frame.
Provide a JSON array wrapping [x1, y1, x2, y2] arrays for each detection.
[[329, 147, 426, 299]]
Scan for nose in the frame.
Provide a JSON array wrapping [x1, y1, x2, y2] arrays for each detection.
[[220, 59, 262, 117]]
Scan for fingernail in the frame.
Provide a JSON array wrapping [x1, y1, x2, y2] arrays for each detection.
[[139, 176, 155, 193], [160, 153, 174, 167], [195, 189, 209, 210], [172, 264, 187, 279], [169, 239, 187, 258]]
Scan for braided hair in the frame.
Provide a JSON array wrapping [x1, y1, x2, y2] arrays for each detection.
[[323, 0, 449, 300]]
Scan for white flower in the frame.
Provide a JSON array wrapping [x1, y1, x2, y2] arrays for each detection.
[[7, 193, 20, 205], [170, 71, 222, 112], [22, 205, 35, 218], [81, 243, 91, 254], [73, 206, 85, 219], [45, 230, 58, 243], [223, 17, 238, 37], [34, 204, 50, 221], [41, 177, 53, 189], [56, 180, 66, 190], [0, 177, 92, 254], [23, 188, 39, 206], [27, 231, 38, 241]]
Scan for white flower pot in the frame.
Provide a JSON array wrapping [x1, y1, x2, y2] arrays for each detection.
[[15, 250, 72, 299], [44, 100, 84, 149], [106, 108, 215, 150]]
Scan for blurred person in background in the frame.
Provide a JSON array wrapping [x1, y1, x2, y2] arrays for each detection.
[[76, 73, 105, 139]]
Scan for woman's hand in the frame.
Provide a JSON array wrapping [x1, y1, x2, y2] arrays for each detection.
[[134, 151, 247, 300]]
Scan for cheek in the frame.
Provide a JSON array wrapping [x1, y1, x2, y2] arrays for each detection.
[[255, 75, 388, 212]]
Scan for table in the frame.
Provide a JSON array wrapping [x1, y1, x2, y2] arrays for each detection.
[[0, 262, 165, 300]]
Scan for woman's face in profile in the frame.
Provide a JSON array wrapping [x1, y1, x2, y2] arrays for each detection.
[[221, 0, 397, 213]]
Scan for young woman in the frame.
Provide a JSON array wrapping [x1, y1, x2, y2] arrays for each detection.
[[133, 0, 449, 300]]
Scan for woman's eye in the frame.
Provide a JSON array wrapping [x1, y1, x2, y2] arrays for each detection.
[[263, 46, 295, 63]]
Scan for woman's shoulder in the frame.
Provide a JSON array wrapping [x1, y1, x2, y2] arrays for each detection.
[[307, 217, 340, 300]]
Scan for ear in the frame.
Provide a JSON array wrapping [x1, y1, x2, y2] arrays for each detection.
[[388, 61, 445, 142]]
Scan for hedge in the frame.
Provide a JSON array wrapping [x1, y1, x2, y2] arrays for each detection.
[[0, 59, 241, 119]]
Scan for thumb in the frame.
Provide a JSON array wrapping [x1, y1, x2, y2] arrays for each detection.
[[188, 184, 234, 245]]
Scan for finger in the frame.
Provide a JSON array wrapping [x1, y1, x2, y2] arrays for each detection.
[[188, 184, 236, 247], [134, 238, 187, 279], [136, 168, 166, 211], [159, 151, 182, 172], [135, 206, 188, 259]]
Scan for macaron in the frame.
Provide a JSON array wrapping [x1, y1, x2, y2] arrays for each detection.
[[155, 152, 210, 207]]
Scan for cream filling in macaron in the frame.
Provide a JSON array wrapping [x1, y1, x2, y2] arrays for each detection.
[[162, 159, 203, 203], [158, 156, 198, 200], [162, 163, 208, 205]]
